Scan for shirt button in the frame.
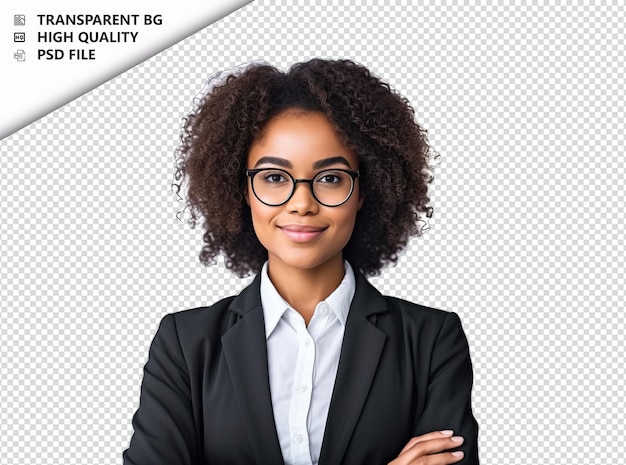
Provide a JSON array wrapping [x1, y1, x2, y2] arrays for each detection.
[[319, 303, 329, 314], [295, 434, 303, 443], [303, 338, 311, 347], [299, 385, 308, 392]]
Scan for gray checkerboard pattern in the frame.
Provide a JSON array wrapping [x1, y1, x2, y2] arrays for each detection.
[[1, 1, 624, 463]]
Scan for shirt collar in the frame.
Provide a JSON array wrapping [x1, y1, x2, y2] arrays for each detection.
[[260, 260, 356, 339]]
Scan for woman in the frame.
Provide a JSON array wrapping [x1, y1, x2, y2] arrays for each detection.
[[124, 59, 479, 465]]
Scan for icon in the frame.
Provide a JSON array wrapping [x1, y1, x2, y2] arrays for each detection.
[[14, 14, 26, 26], [14, 32, 25, 42], [14, 49, 25, 62]]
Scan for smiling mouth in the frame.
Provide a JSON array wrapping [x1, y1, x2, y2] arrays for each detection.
[[278, 225, 327, 242]]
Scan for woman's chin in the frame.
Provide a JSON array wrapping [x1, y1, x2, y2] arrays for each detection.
[[267, 250, 344, 274]]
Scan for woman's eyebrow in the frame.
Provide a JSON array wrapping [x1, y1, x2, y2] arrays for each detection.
[[253, 156, 292, 168], [253, 156, 352, 169], [313, 156, 352, 169]]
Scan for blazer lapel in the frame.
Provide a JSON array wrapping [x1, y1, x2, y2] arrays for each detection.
[[221, 276, 285, 465], [318, 273, 388, 465]]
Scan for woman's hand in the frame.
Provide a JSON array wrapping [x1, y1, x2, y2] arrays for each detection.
[[388, 430, 465, 465]]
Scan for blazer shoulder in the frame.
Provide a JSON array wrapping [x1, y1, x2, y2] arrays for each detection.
[[383, 295, 452, 322], [173, 294, 237, 319], [379, 295, 466, 343], [353, 272, 458, 331], [158, 295, 238, 345]]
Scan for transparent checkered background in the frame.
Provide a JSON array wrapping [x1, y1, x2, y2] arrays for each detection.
[[1, 0, 624, 463]]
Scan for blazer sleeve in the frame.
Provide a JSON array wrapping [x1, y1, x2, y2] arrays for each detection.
[[123, 313, 202, 465], [413, 312, 479, 464]]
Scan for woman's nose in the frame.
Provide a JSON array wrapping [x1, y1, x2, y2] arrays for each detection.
[[286, 181, 318, 214]]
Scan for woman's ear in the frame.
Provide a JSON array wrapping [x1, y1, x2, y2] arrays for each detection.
[[243, 184, 251, 206], [357, 194, 365, 211]]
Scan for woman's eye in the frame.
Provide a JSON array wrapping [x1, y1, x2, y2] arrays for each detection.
[[318, 173, 341, 183], [263, 172, 287, 183]]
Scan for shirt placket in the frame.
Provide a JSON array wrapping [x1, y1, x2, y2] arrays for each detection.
[[287, 314, 315, 465]]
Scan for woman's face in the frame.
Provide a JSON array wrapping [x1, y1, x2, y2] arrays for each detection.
[[246, 110, 363, 274]]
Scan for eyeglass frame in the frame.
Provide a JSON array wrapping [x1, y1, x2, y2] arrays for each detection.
[[245, 167, 360, 207]]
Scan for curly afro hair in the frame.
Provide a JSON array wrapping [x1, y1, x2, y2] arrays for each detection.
[[174, 59, 435, 278]]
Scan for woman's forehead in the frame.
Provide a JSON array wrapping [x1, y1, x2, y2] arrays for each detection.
[[247, 111, 358, 169]]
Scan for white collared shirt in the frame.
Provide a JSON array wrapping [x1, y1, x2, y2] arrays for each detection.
[[261, 261, 356, 465]]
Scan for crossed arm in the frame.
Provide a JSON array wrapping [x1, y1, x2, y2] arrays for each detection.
[[391, 312, 479, 465]]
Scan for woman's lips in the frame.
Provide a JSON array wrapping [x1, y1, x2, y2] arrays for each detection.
[[278, 225, 327, 242]]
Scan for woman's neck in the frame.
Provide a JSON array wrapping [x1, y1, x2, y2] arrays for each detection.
[[266, 255, 345, 325]]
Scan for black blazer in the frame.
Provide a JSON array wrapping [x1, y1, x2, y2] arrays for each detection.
[[124, 271, 479, 465]]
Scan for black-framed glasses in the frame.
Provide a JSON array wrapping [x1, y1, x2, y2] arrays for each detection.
[[245, 168, 360, 207]]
